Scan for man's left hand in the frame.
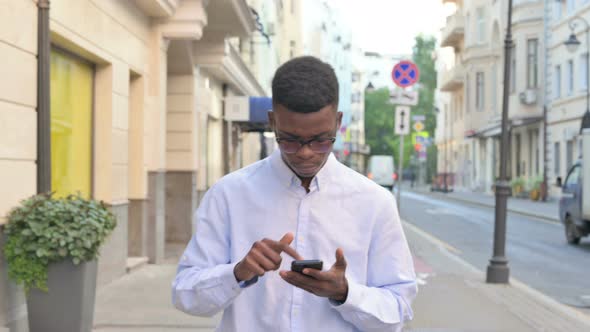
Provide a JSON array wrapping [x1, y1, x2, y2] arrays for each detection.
[[279, 248, 348, 302]]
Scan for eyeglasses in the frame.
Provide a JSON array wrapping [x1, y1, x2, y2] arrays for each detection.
[[275, 136, 336, 154]]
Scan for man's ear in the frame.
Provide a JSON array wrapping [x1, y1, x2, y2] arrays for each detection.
[[336, 111, 343, 130], [268, 111, 275, 130]]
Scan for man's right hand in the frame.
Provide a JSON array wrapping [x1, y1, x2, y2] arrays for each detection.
[[234, 232, 302, 282]]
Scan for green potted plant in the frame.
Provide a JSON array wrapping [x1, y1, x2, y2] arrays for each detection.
[[510, 176, 526, 198], [528, 175, 544, 201], [2, 193, 116, 332]]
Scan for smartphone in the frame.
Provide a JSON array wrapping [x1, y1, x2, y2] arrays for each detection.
[[291, 259, 323, 273]]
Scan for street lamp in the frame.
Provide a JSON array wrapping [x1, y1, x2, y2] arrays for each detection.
[[486, 0, 513, 284], [564, 17, 590, 132]]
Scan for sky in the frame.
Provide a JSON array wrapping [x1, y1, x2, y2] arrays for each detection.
[[327, 0, 455, 55]]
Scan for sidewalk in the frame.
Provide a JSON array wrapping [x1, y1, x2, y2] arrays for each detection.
[[407, 183, 560, 223], [403, 220, 590, 332], [92, 225, 590, 332], [92, 244, 220, 332]]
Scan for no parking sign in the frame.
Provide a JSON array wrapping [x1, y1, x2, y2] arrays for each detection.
[[392, 61, 420, 88]]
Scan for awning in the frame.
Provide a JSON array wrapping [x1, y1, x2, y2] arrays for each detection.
[[470, 116, 543, 138], [225, 96, 272, 132]]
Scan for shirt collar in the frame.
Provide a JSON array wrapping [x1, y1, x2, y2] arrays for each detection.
[[269, 149, 337, 191]]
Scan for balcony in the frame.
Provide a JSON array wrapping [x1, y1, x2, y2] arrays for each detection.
[[441, 12, 464, 48], [440, 65, 464, 92]]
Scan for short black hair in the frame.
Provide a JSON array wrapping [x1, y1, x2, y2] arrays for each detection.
[[272, 56, 339, 113]]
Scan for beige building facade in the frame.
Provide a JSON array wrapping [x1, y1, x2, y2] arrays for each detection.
[[0, 0, 271, 329], [545, 0, 590, 196], [437, 0, 545, 193]]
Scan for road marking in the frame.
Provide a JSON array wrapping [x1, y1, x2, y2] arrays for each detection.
[[404, 218, 590, 323], [403, 220, 462, 255], [406, 191, 562, 227]]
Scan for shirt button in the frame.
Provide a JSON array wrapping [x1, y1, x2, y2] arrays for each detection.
[[182, 255, 188, 261]]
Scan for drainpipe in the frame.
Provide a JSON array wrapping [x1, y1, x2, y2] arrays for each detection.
[[222, 83, 230, 174], [37, 0, 51, 194]]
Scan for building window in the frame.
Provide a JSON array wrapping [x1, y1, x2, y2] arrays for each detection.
[[580, 53, 588, 90], [466, 74, 470, 113], [516, 134, 521, 176], [492, 63, 498, 113], [466, 14, 471, 46], [510, 46, 516, 92], [290, 40, 296, 59], [567, 60, 574, 95], [555, 1, 562, 20], [476, 7, 486, 44], [555, 65, 562, 99], [50, 49, 93, 198], [527, 38, 538, 88], [567, 0, 575, 15], [476, 72, 485, 112], [554, 142, 561, 176], [567, 140, 574, 170]]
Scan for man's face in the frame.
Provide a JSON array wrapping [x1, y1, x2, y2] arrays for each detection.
[[269, 104, 342, 179]]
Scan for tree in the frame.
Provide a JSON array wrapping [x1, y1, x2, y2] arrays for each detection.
[[364, 34, 438, 179], [364, 88, 414, 170], [411, 34, 437, 183]]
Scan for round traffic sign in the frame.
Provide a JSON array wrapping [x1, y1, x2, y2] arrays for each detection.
[[392, 61, 420, 88], [413, 121, 424, 132]]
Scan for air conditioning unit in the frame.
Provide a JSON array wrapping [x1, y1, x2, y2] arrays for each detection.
[[267, 22, 275, 36], [519, 89, 537, 105]]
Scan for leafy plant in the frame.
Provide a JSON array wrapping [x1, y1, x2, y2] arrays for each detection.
[[510, 176, 526, 196], [2, 193, 116, 292]]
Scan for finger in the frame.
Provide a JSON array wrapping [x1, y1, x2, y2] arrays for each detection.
[[278, 233, 304, 260], [257, 241, 283, 266], [250, 248, 277, 271], [280, 271, 323, 293], [302, 268, 332, 281], [243, 256, 265, 276], [279, 232, 295, 245], [280, 274, 317, 294], [333, 248, 347, 270], [265, 238, 303, 260], [279, 243, 303, 260]]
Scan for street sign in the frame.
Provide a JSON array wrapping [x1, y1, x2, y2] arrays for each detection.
[[412, 115, 426, 121], [419, 150, 427, 161], [412, 131, 430, 144], [389, 89, 419, 106], [413, 121, 424, 132], [395, 106, 411, 135], [392, 60, 420, 88]]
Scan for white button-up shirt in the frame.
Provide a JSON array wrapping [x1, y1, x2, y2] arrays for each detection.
[[172, 150, 417, 331]]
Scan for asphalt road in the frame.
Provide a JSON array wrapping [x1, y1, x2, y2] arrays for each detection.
[[399, 190, 590, 315]]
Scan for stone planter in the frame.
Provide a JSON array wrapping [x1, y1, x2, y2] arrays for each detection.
[[26, 259, 97, 332]]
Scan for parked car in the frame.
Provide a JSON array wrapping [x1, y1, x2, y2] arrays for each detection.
[[366, 155, 396, 190], [558, 160, 590, 244]]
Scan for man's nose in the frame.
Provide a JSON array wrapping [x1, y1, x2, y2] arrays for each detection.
[[296, 143, 315, 159]]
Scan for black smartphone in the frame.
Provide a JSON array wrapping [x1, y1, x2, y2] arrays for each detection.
[[291, 260, 323, 273]]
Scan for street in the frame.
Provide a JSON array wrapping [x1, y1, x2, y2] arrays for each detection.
[[400, 190, 590, 315]]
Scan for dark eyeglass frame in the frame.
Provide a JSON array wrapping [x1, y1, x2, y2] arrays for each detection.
[[275, 135, 336, 154]]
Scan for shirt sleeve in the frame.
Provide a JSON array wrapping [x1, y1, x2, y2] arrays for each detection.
[[331, 193, 417, 331], [171, 184, 257, 317]]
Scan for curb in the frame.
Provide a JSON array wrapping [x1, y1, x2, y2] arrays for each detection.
[[402, 220, 590, 329], [411, 188, 560, 224]]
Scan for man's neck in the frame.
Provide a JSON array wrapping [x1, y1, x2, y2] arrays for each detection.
[[300, 177, 312, 193]]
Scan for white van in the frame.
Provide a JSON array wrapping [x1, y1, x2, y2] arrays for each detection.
[[366, 155, 396, 190]]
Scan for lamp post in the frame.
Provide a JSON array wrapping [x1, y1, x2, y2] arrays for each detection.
[[486, 0, 513, 284], [564, 16, 590, 132]]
